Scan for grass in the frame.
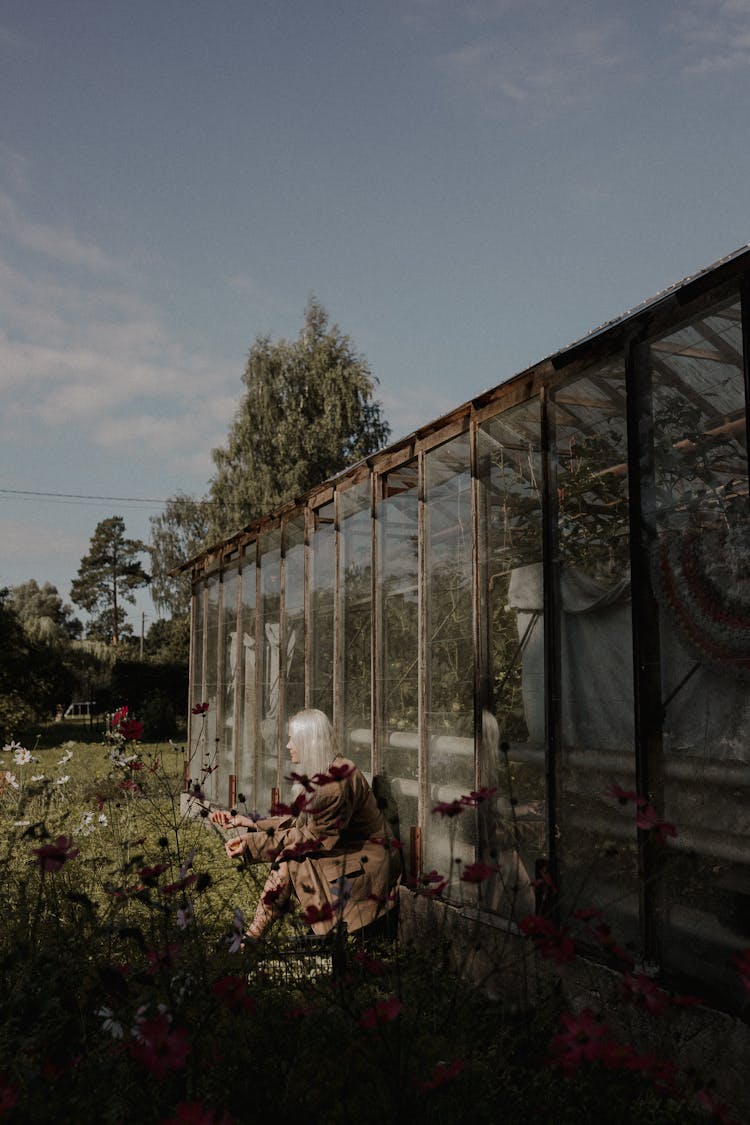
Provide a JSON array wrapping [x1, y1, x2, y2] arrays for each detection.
[[0, 722, 735, 1124]]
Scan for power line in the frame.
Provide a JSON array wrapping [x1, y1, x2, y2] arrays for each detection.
[[0, 487, 167, 507]]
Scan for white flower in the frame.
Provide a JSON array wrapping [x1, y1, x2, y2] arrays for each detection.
[[13, 746, 32, 765], [13, 820, 30, 827], [176, 904, 194, 930], [31, 774, 45, 782], [98, 813, 108, 826], [1, 772, 19, 790], [3, 740, 23, 755], [97, 1006, 125, 1040], [57, 749, 73, 765], [55, 775, 70, 785], [227, 907, 245, 953]]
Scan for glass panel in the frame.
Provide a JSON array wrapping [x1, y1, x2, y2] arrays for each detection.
[[204, 576, 220, 801], [310, 502, 335, 718], [218, 568, 239, 807], [238, 547, 256, 806], [645, 295, 750, 1004], [282, 516, 306, 742], [424, 433, 475, 885], [257, 530, 281, 814], [476, 401, 545, 921], [340, 481, 373, 772], [189, 582, 205, 786], [551, 357, 638, 948], [378, 462, 419, 853]]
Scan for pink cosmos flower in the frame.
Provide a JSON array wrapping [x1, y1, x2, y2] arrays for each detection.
[[191, 702, 209, 715], [33, 835, 80, 872]]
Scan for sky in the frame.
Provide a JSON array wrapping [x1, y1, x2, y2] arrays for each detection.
[[2, 0, 750, 636]]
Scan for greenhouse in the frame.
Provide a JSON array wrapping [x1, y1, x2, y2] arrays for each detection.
[[183, 246, 750, 1010]]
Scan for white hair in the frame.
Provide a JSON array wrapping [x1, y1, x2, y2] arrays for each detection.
[[288, 708, 336, 779]]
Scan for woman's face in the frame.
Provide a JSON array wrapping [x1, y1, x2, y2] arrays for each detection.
[[287, 734, 300, 765]]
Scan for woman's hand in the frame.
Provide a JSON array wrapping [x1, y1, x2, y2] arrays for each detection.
[[225, 835, 248, 860], [210, 809, 256, 830]]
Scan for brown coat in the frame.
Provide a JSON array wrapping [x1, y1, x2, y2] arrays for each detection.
[[242, 758, 402, 935]]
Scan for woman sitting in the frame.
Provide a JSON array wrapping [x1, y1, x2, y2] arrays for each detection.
[[210, 709, 402, 940]]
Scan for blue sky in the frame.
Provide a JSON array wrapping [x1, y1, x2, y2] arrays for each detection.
[[2, 0, 750, 634]]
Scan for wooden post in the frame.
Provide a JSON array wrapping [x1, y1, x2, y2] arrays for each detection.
[[409, 825, 422, 880], [229, 774, 237, 808], [271, 786, 280, 812]]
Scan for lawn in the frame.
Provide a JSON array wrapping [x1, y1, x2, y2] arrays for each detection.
[[0, 719, 730, 1124]]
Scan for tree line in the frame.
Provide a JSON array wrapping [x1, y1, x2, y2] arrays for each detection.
[[1, 299, 390, 740]]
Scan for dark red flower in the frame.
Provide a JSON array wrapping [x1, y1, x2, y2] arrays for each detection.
[[139, 863, 168, 885], [406, 869, 447, 896], [460, 787, 497, 807], [191, 702, 210, 716], [159, 874, 197, 896], [548, 1008, 610, 1074], [33, 834, 80, 872], [0, 1073, 19, 1115], [161, 1102, 235, 1125], [636, 803, 677, 845], [732, 949, 750, 994], [416, 1058, 463, 1091], [460, 861, 496, 884], [120, 719, 144, 741], [620, 972, 670, 1016], [286, 771, 315, 792], [129, 1014, 191, 1078], [519, 914, 575, 964], [146, 942, 181, 975], [606, 783, 645, 805], [302, 903, 334, 925], [211, 974, 255, 1013], [352, 950, 386, 976], [358, 996, 402, 1030], [573, 906, 602, 921], [432, 799, 464, 818], [278, 838, 325, 862], [312, 763, 354, 785]]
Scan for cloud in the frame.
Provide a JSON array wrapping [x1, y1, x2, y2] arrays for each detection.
[[435, 5, 631, 115], [672, 0, 750, 73], [0, 191, 243, 513], [0, 191, 117, 272]]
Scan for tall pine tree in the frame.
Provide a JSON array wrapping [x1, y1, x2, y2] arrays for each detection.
[[71, 516, 150, 644]]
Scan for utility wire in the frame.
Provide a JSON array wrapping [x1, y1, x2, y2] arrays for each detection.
[[0, 488, 166, 508]]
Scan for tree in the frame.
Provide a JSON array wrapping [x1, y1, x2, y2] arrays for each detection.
[[148, 493, 211, 617], [70, 517, 150, 645], [10, 579, 82, 643], [0, 588, 75, 739], [208, 297, 390, 537]]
